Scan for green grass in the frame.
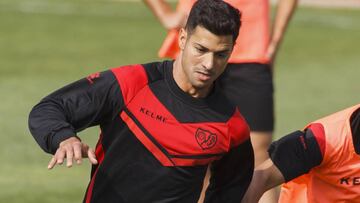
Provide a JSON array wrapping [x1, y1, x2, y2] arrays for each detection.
[[1, 1, 359, 202], [275, 7, 360, 134]]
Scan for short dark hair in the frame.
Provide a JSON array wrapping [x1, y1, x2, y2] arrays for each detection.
[[185, 0, 241, 43]]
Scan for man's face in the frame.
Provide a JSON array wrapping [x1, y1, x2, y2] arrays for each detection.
[[179, 26, 234, 91]]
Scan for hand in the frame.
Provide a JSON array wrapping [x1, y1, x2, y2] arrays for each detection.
[[48, 136, 98, 169], [163, 11, 188, 30], [265, 41, 279, 66]]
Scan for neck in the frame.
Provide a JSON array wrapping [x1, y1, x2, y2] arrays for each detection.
[[173, 59, 212, 98]]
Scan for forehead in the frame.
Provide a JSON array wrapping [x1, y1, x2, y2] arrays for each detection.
[[187, 26, 234, 51]]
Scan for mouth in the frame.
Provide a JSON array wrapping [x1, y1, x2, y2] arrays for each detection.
[[195, 71, 212, 81]]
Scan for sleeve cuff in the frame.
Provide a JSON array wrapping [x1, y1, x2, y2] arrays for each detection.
[[50, 128, 77, 154]]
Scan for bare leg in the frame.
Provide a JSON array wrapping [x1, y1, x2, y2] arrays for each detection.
[[251, 131, 279, 203]]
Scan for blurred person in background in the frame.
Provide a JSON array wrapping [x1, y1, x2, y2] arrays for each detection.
[[144, 0, 298, 202], [29, 1, 255, 202], [242, 103, 360, 203]]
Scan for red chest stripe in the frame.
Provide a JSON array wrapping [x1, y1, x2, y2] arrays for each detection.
[[112, 65, 249, 166], [121, 110, 175, 166], [121, 108, 225, 166], [120, 85, 248, 166]]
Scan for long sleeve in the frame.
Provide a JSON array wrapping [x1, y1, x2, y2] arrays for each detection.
[[204, 138, 254, 203], [351, 108, 360, 153], [28, 70, 124, 154], [268, 128, 324, 182]]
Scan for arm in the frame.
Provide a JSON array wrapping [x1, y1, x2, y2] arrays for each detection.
[[204, 139, 254, 203], [28, 70, 123, 169], [143, 0, 187, 30], [242, 159, 284, 203], [242, 129, 324, 203], [267, 0, 298, 64]]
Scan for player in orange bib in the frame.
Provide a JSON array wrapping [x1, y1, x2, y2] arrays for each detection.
[[242, 104, 360, 203], [144, 0, 298, 202]]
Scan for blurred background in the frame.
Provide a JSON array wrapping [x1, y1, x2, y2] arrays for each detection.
[[0, 0, 359, 202]]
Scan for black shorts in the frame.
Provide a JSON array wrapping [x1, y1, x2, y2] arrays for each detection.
[[218, 63, 274, 131]]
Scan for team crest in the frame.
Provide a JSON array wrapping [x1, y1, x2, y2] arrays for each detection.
[[195, 128, 217, 150]]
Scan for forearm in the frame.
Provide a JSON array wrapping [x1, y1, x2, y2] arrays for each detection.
[[29, 98, 77, 154], [143, 0, 174, 27], [258, 159, 285, 191], [242, 159, 284, 203], [28, 70, 123, 154], [144, 0, 187, 30], [270, 0, 298, 46]]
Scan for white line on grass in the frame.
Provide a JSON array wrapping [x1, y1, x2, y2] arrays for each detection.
[[17, 1, 77, 15], [296, 14, 360, 31], [0, 0, 140, 16]]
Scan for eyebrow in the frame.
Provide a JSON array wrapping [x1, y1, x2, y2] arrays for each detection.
[[194, 43, 231, 53], [194, 43, 209, 51]]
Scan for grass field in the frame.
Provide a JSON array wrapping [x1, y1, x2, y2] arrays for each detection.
[[1, 0, 359, 202]]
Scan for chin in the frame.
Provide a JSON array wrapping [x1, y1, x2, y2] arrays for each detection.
[[193, 81, 211, 89]]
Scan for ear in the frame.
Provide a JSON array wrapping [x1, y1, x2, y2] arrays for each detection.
[[178, 28, 187, 50]]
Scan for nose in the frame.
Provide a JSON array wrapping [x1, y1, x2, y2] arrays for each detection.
[[202, 53, 214, 70]]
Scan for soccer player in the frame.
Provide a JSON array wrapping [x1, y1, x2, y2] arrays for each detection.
[[242, 104, 360, 203], [29, 1, 254, 202], [144, 0, 298, 202]]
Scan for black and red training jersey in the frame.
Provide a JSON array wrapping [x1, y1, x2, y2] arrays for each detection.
[[29, 60, 254, 203]]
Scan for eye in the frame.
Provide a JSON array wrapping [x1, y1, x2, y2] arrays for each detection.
[[195, 47, 206, 53], [216, 52, 228, 58]]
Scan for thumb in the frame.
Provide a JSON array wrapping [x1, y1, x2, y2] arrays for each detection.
[[87, 147, 98, 165]]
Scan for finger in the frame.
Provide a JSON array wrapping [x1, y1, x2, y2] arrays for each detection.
[[66, 147, 74, 167], [56, 148, 66, 165], [73, 143, 83, 165], [81, 144, 90, 158], [48, 156, 57, 169], [87, 148, 98, 165]]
